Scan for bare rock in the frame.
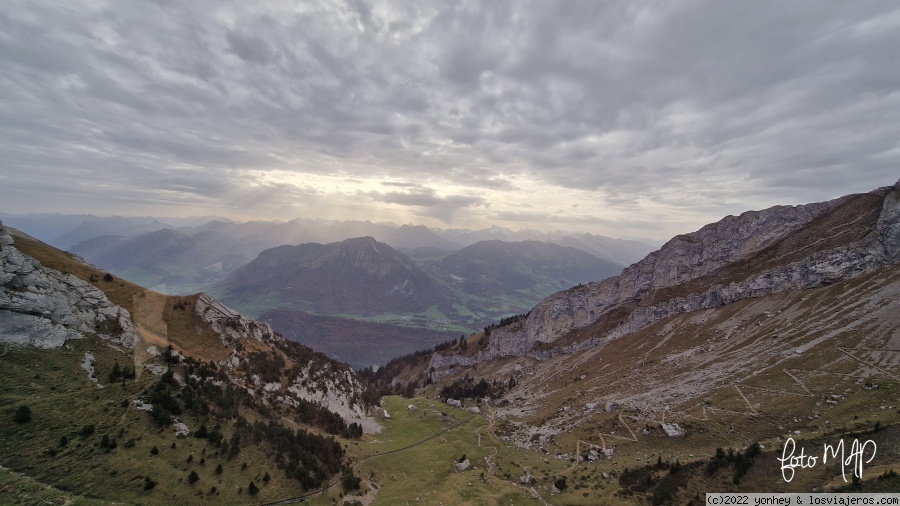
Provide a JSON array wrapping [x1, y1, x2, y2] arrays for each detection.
[[429, 183, 900, 372], [0, 221, 135, 349]]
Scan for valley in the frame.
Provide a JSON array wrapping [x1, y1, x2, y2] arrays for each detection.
[[0, 214, 643, 367], [1, 181, 898, 505], [3, 2, 898, 504]]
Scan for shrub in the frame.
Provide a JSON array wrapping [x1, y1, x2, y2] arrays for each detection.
[[99, 434, 117, 450], [554, 477, 568, 491], [14, 405, 32, 424], [248, 481, 259, 495], [188, 470, 200, 485], [341, 469, 361, 492]]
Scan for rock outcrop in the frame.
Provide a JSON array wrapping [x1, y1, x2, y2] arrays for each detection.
[[0, 221, 135, 349], [430, 181, 900, 377], [194, 292, 277, 344], [194, 292, 371, 426]]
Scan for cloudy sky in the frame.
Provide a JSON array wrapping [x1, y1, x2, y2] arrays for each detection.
[[1, 1, 898, 241]]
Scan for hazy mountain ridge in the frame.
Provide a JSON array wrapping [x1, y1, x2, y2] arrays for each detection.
[[218, 236, 453, 315], [0, 213, 655, 295], [216, 237, 625, 366], [424, 239, 623, 297], [431, 226, 656, 265], [70, 228, 249, 292]]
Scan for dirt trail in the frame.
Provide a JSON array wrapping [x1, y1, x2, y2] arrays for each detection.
[[476, 407, 499, 475], [130, 290, 170, 376]]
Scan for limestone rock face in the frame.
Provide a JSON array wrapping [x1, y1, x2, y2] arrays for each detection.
[[0, 221, 135, 349], [430, 181, 900, 376], [194, 293, 276, 344], [194, 292, 371, 425]]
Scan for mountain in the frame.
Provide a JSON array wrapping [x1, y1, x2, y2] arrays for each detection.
[[3, 179, 898, 504], [394, 181, 900, 503], [217, 238, 626, 366], [425, 239, 623, 298], [70, 228, 247, 292], [0, 220, 377, 504], [431, 226, 656, 265], [0, 213, 224, 249], [6, 214, 651, 296], [64, 219, 461, 294], [217, 236, 453, 315], [431, 181, 899, 369]]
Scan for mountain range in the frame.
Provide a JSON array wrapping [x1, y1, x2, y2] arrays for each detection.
[[213, 236, 623, 366], [389, 180, 900, 503], [0, 213, 655, 294], [0, 220, 376, 504], [1, 180, 898, 504]]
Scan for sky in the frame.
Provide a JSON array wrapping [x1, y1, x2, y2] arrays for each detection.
[[1, 1, 898, 242]]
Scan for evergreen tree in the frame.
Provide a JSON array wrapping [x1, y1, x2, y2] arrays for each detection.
[[13, 405, 31, 424]]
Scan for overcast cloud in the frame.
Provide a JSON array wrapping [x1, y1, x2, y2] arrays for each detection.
[[0, 1, 897, 240]]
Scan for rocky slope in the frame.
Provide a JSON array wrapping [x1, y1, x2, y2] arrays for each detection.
[[193, 293, 370, 424], [430, 181, 900, 375], [0, 221, 135, 349], [1, 220, 374, 429]]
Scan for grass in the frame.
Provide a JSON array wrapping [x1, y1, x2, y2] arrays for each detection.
[[0, 465, 116, 506], [299, 396, 543, 505], [0, 338, 320, 505]]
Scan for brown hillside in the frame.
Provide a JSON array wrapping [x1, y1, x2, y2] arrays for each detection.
[[9, 227, 233, 364]]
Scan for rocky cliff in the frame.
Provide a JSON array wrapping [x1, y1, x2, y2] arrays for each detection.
[[430, 181, 900, 376], [193, 292, 371, 424], [0, 221, 135, 349]]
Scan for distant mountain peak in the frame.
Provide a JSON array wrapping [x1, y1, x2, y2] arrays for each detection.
[[218, 236, 452, 314]]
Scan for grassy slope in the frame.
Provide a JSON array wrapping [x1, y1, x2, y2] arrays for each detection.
[[296, 396, 541, 506], [0, 337, 310, 505], [418, 267, 900, 504], [1, 226, 358, 505]]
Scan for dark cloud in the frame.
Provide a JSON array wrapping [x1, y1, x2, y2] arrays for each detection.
[[0, 1, 897, 240]]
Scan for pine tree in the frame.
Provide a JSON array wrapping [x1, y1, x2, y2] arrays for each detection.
[[13, 405, 31, 424]]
